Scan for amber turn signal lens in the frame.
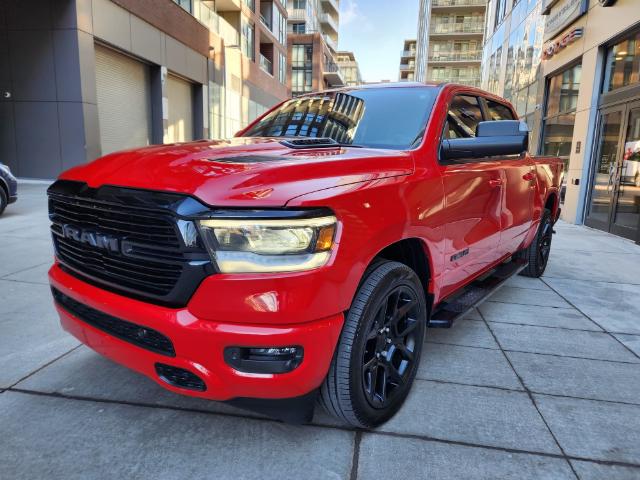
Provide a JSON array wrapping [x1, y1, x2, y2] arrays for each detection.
[[315, 225, 336, 252]]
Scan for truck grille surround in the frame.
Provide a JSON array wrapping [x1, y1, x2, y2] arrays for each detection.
[[47, 180, 215, 307]]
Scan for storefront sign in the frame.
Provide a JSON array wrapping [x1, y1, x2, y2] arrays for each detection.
[[542, 27, 584, 59], [544, 0, 588, 42], [542, 0, 561, 15]]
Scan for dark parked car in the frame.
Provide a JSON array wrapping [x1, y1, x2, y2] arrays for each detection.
[[0, 162, 18, 216]]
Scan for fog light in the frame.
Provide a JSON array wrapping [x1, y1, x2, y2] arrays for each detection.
[[224, 346, 303, 374]]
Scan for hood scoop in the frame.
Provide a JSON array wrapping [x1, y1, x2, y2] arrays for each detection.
[[214, 155, 286, 164], [280, 138, 341, 149]]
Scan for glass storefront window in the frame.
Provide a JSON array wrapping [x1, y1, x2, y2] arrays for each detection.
[[543, 114, 576, 158], [543, 63, 582, 173], [546, 63, 581, 118], [604, 30, 640, 93]]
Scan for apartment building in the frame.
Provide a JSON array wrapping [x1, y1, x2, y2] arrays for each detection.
[[336, 51, 363, 86], [415, 0, 487, 87], [0, 0, 289, 178], [286, 0, 345, 95], [399, 40, 418, 81], [482, 0, 640, 244]]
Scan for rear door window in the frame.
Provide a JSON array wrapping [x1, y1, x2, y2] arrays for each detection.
[[485, 99, 516, 121], [445, 95, 483, 138]]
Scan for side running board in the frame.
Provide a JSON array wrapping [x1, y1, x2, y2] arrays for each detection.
[[429, 258, 528, 328]]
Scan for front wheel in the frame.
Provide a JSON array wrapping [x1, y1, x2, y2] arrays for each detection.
[[319, 261, 427, 428], [518, 208, 553, 278]]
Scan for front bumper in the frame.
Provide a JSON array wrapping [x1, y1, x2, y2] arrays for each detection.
[[8, 195, 17, 204], [49, 264, 344, 401]]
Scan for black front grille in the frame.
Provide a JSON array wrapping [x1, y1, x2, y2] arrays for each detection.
[[52, 288, 176, 357], [155, 363, 207, 391], [48, 180, 214, 306]]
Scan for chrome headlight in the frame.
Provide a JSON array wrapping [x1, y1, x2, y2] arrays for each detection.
[[198, 214, 337, 273]]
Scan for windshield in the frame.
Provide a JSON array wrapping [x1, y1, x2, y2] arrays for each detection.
[[240, 87, 440, 150]]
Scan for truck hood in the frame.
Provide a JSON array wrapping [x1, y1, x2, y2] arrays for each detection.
[[60, 138, 413, 207]]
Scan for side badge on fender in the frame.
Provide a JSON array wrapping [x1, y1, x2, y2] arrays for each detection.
[[450, 248, 470, 262]]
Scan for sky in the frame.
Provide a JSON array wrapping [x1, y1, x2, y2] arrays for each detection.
[[338, 0, 420, 83]]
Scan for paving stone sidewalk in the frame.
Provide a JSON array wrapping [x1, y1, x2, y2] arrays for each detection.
[[1, 183, 639, 479]]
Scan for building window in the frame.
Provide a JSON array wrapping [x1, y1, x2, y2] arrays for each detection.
[[542, 63, 582, 171], [244, 0, 255, 12], [292, 44, 313, 96], [279, 51, 287, 85], [279, 9, 287, 45], [173, 0, 192, 13], [603, 30, 640, 93], [242, 21, 255, 61], [494, 0, 507, 29], [292, 22, 306, 34], [293, 0, 306, 9]]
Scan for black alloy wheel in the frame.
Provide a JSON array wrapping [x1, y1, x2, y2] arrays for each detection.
[[519, 208, 553, 278], [320, 261, 427, 428], [362, 285, 420, 409]]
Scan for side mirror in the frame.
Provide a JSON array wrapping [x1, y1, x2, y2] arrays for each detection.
[[442, 120, 529, 161]]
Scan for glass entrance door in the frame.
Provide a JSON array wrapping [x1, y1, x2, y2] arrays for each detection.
[[586, 102, 640, 241], [613, 104, 640, 239], [586, 108, 624, 231]]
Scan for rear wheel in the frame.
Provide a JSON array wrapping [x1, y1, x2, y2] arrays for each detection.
[[0, 187, 7, 216], [320, 261, 427, 428], [519, 208, 553, 278]]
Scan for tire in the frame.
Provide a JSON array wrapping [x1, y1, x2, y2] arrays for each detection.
[[518, 208, 553, 278], [0, 187, 7, 217], [319, 261, 427, 428]]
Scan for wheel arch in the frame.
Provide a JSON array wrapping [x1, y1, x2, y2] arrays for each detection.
[[544, 190, 559, 219], [360, 237, 435, 313]]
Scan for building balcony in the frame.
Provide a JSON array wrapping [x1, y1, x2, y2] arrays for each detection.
[[432, 0, 486, 8], [320, 0, 340, 15], [288, 9, 308, 22], [219, 15, 240, 46], [401, 49, 417, 58], [430, 23, 484, 35], [211, 0, 242, 12], [428, 51, 482, 62], [399, 64, 416, 71], [323, 34, 338, 52], [338, 60, 359, 68], [320, 13, 339, 35], [429, 75, 481, 86], [194, 1, 220, 34], [260, 13, 272, 31], [323, 62, 345, 87], [260, 54, 273, 76]]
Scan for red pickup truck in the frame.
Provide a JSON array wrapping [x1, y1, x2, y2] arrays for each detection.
[[47, 83, 562, 428]]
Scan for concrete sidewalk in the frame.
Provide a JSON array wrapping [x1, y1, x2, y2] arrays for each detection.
[[1, 183, 639, 479]]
